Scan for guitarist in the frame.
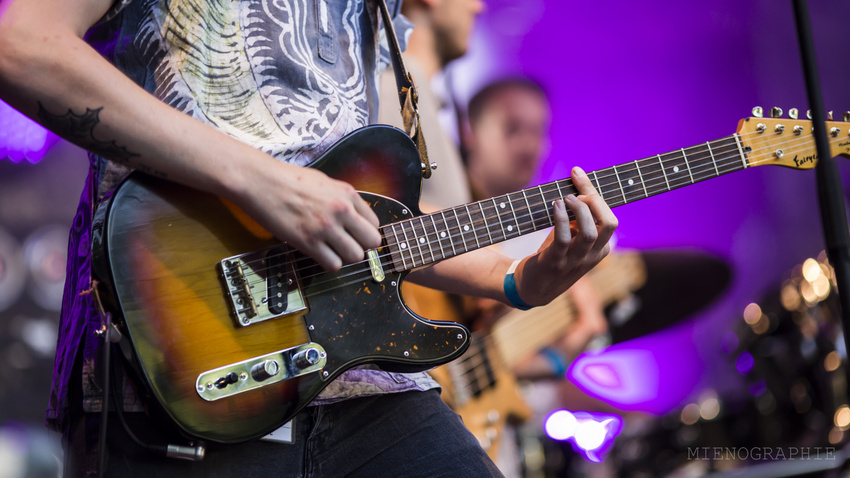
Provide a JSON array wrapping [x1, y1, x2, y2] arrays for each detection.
[[0, 1, 617, 477]]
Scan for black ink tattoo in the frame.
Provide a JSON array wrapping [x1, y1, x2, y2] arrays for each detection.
[[36, 102, 167, 178]]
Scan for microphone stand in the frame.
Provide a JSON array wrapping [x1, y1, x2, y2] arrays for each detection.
[[792, 0, 850, 408]]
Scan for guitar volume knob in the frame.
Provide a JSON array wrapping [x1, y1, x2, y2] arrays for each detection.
[[251, 359, 280, 382]]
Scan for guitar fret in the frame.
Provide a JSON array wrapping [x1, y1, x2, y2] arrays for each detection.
[[400, 221, 421, 268], [507, 194, 522, 235], [479, 203, 494, 244], [452, 209, 469, 252], [658, 154, 671, 190], [411, 219, 428, 265], [389, 224, 409, 270], [635, 160, 648, 198], [492, 198, 508, 241], [591, 170, 605, 200], [734, 133, 748, 168], [439, 211, 458, 256], [537, 185, 552, 225], [682, 148, 695, 183], [520, 190, 535, 229], [613, 164, 627, 204], [430, 215, 446, 259], [419, 217, 436, 262], [464, 205, 481, 248], [707, 141, 719, 176]]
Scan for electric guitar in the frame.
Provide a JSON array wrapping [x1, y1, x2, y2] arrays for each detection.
[[429, 250, 646, 460], [92, 111, 849, 443]]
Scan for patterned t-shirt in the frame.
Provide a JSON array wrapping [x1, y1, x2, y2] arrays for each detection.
[[45, 0, 438, 432]]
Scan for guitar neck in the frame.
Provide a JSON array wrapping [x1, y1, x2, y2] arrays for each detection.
[[381, 134, 746, 272]]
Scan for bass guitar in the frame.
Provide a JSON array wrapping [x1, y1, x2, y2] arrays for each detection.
[[429, 251, 646, 460], [93, 111, 848, 443]]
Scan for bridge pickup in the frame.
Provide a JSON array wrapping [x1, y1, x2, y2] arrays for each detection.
[[196, 343, 327, 401], [220, 245, 307, 326]]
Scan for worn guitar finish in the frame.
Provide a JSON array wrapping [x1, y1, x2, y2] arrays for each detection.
[[95, 115, 848, 444], [94, 126, 470, 443]]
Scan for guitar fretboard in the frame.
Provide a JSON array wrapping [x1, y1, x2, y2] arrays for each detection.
[[382, 134, 747, 272]]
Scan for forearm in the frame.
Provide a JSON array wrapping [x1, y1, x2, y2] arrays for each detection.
[[0, 0, 271, 202], [407, 248, 514, 305], [0, 0, 383, 270]]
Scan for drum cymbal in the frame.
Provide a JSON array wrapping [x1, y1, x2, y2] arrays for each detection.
[[607, 248, 732, 343]]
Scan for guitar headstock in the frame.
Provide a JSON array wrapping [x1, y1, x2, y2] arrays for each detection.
[[736, 107, 850, 170]]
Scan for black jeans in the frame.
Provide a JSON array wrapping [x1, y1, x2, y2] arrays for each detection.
[[64, 389, 503, 477]]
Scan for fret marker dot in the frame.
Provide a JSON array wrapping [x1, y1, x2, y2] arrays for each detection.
[[419, 237, 425, 244], [440, 232, 446, 238], [464, 225, 470, 232], [628, 179, 634, 186], [673, 166, 680, 173], [507, 225, 513, 232], [500, 202, 506, 209], [401, 243, 407, 249]]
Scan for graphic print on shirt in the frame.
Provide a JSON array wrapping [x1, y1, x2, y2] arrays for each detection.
[[127, 0, 377, 165]]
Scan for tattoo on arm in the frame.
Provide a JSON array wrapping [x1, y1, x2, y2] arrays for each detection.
[[36, 102, 167, 178]]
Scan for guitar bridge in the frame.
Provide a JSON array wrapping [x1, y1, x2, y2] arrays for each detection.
[[220, 246, 307, 326]]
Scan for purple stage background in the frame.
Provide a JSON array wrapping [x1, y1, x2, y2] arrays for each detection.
[[448, 0, 850, 407], [1, 0, 850, 430]]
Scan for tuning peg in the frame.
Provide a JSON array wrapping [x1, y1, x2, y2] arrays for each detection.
[[828, 111, 834, 120], [807, 109, 812, 120], [770, 107, 783, 118], [789, 108, 799, 120], [752, 106, 764, 118], [843, 111, 850, 122]]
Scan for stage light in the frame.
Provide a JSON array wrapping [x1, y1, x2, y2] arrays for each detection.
[[544, 410, 623, 463], [0, 100, 57, 163], [544, 410, 577, 440], [567, 325, 703, 415], [735, 351, 754, 375]]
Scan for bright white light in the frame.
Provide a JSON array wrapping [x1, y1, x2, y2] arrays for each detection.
[[544, 410, 577, 441], [573, 419, 610, 451]]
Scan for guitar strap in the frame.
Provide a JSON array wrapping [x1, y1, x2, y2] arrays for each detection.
[[375, 0, 434, 178]]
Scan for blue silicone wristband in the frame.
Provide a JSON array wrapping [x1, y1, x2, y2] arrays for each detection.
[[540, 347, 569, 376], [504, 270, 534, 311]]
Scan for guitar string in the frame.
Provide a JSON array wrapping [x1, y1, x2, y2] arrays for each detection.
[[225, 130, 828, 286], [162, 131, 835, 307], [212, 131, 755, 283], [238, 127, 822, 277], [167, 132, 825, 313], [158, 132, 839, 305], [208, 127, 808, 279]]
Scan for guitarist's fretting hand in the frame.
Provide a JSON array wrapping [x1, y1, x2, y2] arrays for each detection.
[[410, 165, 616, 311], [512, 166, 617, 307]]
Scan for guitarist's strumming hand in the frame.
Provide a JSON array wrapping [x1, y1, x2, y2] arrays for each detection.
[[233, 161, 382, 272], [511, 166, 617, 307]]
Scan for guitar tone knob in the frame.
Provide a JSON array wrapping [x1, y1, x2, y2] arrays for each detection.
[[251, 359, 280, 382], [294, 348, 321, 369]]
